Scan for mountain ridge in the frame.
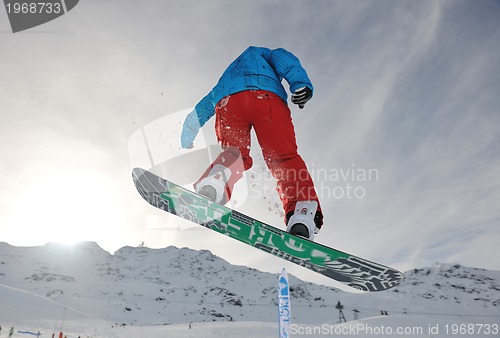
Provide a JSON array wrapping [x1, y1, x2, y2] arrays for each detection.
[[1, 241, 498, 327]]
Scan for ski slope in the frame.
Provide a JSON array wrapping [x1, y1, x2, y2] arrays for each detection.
[[0, 242, 498, 338]]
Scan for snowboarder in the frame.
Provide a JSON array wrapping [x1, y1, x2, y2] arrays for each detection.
[[181, 46, 323, 239]]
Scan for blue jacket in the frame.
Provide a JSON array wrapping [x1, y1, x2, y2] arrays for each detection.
[[193, 46, 313, 127]]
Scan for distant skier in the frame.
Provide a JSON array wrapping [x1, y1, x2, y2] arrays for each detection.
[[181, 46, 323, 239], [8, 327, 13, 337]]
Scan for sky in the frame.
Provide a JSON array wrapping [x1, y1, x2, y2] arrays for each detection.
[[1, 0, 500, 289]]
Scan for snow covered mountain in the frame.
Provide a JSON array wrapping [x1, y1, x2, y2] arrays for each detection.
[[0, 241, 499, 337]]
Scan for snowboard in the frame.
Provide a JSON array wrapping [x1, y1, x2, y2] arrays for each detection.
[[132, 167, 404, 292]]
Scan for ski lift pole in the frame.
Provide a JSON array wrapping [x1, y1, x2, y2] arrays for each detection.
[[60, 307, 67, 332]]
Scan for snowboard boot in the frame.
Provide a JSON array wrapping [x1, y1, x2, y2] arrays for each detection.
[[286, 201, 321, 241], [195, 164, 231, 204]]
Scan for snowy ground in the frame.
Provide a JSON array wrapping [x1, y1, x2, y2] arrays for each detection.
[[1, 242, 499, 338], [3, 315, 499, 338]]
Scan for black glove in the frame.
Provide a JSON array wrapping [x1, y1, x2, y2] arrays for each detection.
[[291, 86, 313, 109]]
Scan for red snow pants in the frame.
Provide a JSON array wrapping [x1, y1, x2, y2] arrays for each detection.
[[195, 90, 322, 227]]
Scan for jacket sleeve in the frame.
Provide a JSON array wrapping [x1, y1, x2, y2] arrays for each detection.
[[266, 48, 314, 94], [193, 91, 216, 127]]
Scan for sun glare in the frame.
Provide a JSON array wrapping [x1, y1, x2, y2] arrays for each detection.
[[8, 171, 124, 248]]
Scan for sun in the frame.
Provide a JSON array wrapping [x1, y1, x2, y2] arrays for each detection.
[[7, 170, 124, 248]]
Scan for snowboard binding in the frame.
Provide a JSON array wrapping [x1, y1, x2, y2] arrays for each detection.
[[286, 201, 321, 241]]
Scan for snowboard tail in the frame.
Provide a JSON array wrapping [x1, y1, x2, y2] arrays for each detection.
[[132, 167, 403, 292]]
